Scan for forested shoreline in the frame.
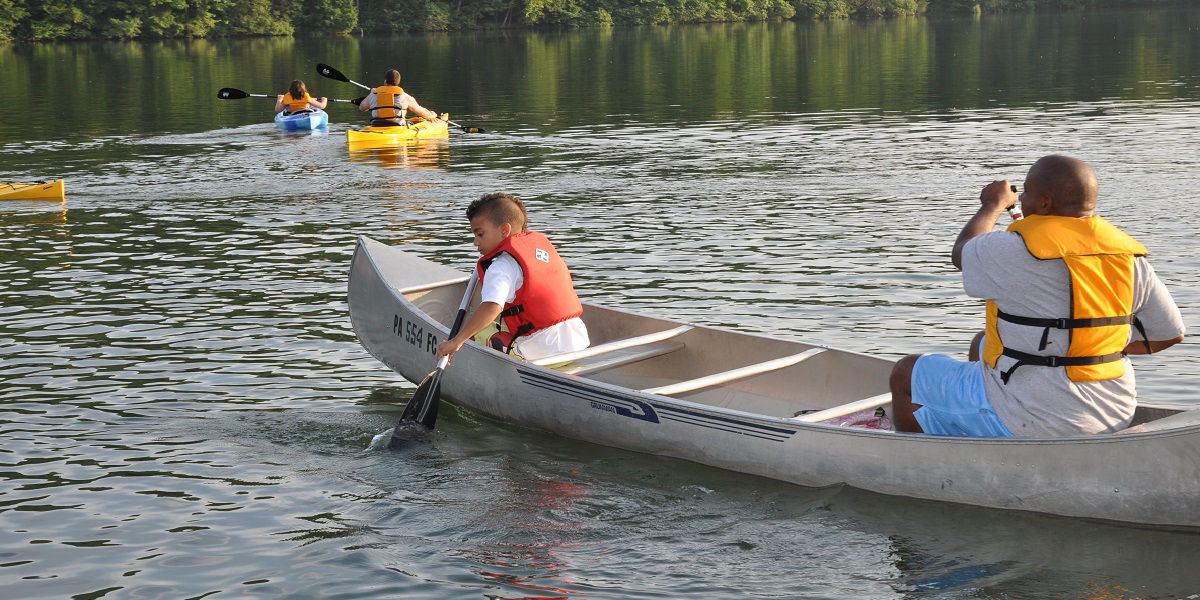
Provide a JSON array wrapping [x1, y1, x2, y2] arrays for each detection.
[[0, 0, 1184, 42]]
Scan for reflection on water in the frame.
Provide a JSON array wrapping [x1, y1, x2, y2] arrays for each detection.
[[1, 7, 1200, 599], [347, 138, 451, 170]]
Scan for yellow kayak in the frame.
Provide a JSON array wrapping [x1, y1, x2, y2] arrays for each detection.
[[346, 114, 450, 148], [0, 179, 65, 201]]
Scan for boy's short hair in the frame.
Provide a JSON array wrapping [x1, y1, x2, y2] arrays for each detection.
[[467, 193, 528, 232], [384, 69, 401, 85]]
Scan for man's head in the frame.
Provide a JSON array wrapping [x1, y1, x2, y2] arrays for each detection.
[[384, 69, 401, 85], [466, 193, 528, 255], [1021, 154, 1098, 218]]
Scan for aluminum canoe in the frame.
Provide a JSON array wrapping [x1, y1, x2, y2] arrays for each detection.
[[348, 235, 1200, 530]]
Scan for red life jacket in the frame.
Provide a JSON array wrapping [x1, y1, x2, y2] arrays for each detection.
[[476, 231, 583, 351]]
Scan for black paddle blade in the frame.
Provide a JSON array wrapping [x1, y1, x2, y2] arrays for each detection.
[[388, 369, 442, 448], [217, 87, 248, 100], [459, 126, 489, 134], [317, 63, 349, 83]]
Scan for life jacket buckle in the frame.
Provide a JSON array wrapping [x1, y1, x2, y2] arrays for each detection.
[[1055, 318, 1071, 329], [1046, 356, 1060, 368]]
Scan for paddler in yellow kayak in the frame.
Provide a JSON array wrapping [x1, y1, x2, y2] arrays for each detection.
[[358, 69, 439, 127]]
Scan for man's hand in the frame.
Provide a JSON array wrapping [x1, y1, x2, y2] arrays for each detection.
[[952, 180, 1019, 270], [980, 180, 1018, 212]]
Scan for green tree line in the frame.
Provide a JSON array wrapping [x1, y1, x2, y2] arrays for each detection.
[[0, 0, 1184, 42]]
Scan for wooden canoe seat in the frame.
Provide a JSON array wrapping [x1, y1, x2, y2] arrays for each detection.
[[790, 392, 892, 423], [642, 347, 827, 396], [532, 325, 693, 375]]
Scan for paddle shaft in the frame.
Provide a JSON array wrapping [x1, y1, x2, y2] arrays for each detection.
[[391, 271, 479, 434], [440, 117, 488, 134], [218, 87, 356, 104]]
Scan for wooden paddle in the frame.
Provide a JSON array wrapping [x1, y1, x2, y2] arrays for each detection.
[[316, 63, 490, 133], [216, 87, 362, 105], [387, 271, 479, 448]]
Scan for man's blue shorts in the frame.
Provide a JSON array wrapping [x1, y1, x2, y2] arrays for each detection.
[[911, 353, 1015, 438]]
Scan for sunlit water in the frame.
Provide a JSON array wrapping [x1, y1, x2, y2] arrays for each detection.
[[3, 10, 1200, 599]]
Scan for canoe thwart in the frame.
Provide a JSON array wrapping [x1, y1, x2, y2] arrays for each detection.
[[643, 347, 827, 396], [397, 275, 472, 295], [555, 340, 685, 376], [532, 325, 693, 367], [791, 392, 892, 423]]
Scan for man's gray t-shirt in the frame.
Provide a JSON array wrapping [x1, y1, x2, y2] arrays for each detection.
[[961, 225, 1184, 437]]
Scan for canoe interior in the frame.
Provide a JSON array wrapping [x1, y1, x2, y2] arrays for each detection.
[[405, 279, 896, 419], [404, 277, 1189, 427]]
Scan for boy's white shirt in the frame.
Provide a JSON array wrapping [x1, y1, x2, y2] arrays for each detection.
[[478, 253, 589, 361]]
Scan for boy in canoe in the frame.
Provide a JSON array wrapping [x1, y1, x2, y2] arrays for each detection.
[[358, 69, 439, 127], [437, 193, 590, 362], [890, 155, 1185, 437]]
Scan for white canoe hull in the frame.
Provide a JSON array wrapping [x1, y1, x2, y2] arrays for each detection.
[[348, 236, 1200, 529]]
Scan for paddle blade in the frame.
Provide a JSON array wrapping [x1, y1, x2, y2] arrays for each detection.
[[317, 63, 350, 83], [389, 369, 442, 444], [217, 87, 248, 100], [459, 126, 489, 134]]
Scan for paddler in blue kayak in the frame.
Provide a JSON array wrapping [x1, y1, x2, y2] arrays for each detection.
[[358, 69, 439, 127], [274, 80, 328, 115]]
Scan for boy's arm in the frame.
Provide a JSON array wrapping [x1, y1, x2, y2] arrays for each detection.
[[437, 302, 504, 360]]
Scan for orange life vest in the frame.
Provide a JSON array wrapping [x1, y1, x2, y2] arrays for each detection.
[[370, 85, 406, 120], [283, 92, 314, 114], [476, 231, 583, 352], [983, 214, 1149, 383]]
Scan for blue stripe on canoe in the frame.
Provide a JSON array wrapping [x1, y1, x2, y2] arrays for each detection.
[[519, 371, 660, 423], [517, 368, 796, 442]]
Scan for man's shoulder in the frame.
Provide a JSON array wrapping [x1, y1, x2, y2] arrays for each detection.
[[968, 229, 1022, 247]]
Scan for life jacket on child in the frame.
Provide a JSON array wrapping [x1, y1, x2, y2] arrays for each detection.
[[283, 93, 314, 114], [477, 231, 583, 354], [983, 214, 1151, 384], [369, 85, 406, 122]]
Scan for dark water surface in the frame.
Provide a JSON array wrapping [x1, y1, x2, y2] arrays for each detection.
[[3, 8, 1200, 599]]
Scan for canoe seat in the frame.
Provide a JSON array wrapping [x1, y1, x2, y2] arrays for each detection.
[[790, 393, 892, 423], [642, 347, 827, 396], [1115, 408, 1200, 434], [532, 325, 693, 375]]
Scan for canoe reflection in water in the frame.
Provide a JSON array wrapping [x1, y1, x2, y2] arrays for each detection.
[[347, 138, 449, 170]]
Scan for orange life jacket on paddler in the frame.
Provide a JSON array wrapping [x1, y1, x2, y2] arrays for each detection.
[[983, 214, 1151, 384], [477, 231, 583, 353], [283, 92, 315, 114], [370, 85, 406, 120]]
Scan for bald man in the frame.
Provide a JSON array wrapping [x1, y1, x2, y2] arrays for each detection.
[[890, 155, 1184, 437]]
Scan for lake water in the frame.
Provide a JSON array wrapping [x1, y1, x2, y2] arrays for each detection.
[[3, 7, 1200, 599]]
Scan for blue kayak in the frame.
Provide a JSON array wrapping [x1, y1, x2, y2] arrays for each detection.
[[274, 109, 329, 130]]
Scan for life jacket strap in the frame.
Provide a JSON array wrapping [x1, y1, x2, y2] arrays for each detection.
[[999, 348, 1127, 384], [996, 310, 1149, 353]]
